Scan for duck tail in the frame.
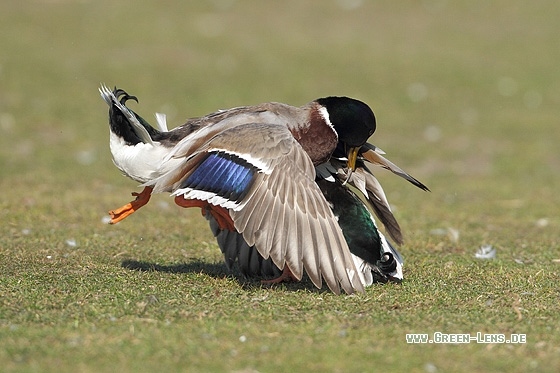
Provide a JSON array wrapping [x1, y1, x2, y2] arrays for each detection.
[[352, 231, 404, 286], [99, 84, 156, 145]]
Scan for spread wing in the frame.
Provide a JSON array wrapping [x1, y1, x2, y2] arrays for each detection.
[[147, 122, 364, 295]]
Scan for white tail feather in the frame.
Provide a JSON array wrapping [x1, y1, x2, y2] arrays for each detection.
[[155, 112, 168, 132]]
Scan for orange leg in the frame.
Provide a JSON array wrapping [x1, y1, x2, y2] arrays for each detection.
[[108, 186, 153, 224], [174, 196, 236, 232], [261, 266, 299, 285]]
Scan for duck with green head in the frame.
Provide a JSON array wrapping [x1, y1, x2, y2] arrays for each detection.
[[100, 85, 428, 294]]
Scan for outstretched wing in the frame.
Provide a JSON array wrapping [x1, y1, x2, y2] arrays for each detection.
[[147, 122, 364, 295]]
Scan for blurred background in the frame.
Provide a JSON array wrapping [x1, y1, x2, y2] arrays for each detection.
[[1, 0, 559, 269], [0, 0, 560, 372]]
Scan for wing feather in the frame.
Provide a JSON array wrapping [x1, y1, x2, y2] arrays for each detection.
[[302, 213, 322, 289], [361, 145, 429, 191], [151, 122, 363, 294]]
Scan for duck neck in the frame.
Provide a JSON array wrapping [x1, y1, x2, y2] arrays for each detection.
[[288, 103, 338, 165]]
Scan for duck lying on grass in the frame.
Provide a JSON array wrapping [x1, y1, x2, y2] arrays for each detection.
[[100, 85, 428, 295]]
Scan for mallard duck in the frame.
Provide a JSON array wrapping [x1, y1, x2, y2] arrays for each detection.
[[100, 85, 428, 294], [207, 147, 428, 287]]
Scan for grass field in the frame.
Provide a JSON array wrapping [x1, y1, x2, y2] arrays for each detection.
[[1, 1, 559, 372]]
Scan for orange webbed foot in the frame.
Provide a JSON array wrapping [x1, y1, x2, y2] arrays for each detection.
[[108, 186, 153, 224], [173, 196, 236, 232], [261, 266, 299, 285]]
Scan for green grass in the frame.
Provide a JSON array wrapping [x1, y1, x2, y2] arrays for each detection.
[[1, 0, 559, 372]]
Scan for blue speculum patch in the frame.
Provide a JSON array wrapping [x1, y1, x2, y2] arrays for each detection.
[[183, 152, 257, 202]]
